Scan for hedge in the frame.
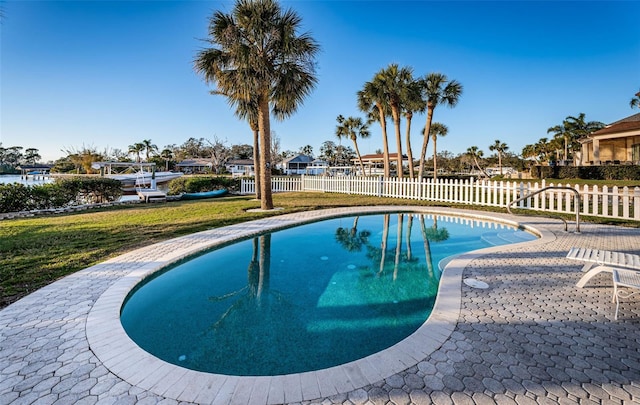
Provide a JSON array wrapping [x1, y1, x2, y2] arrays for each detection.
[[168, 176, 241, 195], [0, 178, 123, 214], [530, 165, 640, 181]]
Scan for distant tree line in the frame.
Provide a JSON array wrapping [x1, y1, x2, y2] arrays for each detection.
[[0, 145, 42, 173], [0, 136, 531, 179]]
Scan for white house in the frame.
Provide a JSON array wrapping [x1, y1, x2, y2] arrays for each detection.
[[175, 158, 213, 174], [351, 153, 409, 175], [305, 159, 329, 175], [225, 159, 255, 177], [280, 154, 314, 175]]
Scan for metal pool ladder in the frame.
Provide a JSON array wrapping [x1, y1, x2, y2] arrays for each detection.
[[506, 186, 581, 233]]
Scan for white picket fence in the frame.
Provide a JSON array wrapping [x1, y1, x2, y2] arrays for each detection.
[[240, 176, 304, 195], [240, 176, 640, 221]]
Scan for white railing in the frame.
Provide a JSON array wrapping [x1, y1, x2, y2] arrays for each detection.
[[240, 176, 640, 221]]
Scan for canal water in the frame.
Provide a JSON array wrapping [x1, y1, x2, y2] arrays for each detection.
[[0, 174, 52, 185]]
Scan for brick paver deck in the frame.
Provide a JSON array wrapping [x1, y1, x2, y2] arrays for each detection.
[[1, 206, 639, 404]]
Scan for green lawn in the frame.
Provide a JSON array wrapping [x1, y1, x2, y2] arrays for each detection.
[[1, 191, 638, 308]]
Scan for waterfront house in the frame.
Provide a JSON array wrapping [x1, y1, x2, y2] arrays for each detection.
[[176, 158, 214, 174], [578, 113, 640, 165], [280, 154, 314, 175], [225, 159, 255, 177]]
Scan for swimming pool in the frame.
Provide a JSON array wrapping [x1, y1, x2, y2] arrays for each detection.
[[120, 212, 537, 376]]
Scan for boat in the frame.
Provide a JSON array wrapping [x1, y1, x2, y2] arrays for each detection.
[[180, 189, 228, 200], [90, 162, 183, 191], [108, 171, 183, 191]]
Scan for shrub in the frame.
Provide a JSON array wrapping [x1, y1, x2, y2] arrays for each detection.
[[0, 184, 32, 213], [0, 178, 122, 213], [56, 177, 123, 204], [167, 176, 240, 195]]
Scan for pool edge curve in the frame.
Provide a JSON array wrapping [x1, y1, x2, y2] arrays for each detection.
[[86, 206, 552, 404]]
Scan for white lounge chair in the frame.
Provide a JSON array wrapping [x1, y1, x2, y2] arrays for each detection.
[[612, 268, 640, 320], [566, 247, 640, 288]]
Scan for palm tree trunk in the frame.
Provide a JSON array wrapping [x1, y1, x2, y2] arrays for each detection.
[[379, 214, 389, 275], [418, 106, 434, 179], [406, 214, 413, 261], [432, 135, 438, 180], [393, 214, 403, 280], [258, 234, 271, 302], [253, 128, 261, 199], [419, 215, 435, 278], [392, 107, 403, 179], [352, 140, 366, 177], [498, 153, 503, 175], [248, 237, 260, 297], [474, 156, 489, 178], [258, 97, 273, 210], [377, 104, 391, 178], [405, 113, 415, 180]]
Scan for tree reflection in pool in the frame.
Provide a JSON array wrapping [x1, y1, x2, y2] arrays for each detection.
[[120, 213, 536, 376]]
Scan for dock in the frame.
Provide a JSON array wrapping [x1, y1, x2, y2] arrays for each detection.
[[137, 190, 167, 203]]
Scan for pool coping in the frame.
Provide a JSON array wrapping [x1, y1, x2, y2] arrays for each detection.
[[86, 206, 553, 404]]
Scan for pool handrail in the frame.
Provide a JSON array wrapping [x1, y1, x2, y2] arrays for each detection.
[[507, 186, 581, 233]]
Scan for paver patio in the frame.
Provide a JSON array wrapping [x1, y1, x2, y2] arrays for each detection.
[[1, 206, 639, 404]]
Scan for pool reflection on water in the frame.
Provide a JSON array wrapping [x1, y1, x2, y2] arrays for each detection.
[[120, 213, 536, 376]]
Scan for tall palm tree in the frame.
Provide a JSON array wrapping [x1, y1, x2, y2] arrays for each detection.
[[160, 148, 173, 171], [401, 79, 425, 180], [521, 144, 540, 165], [358, 80, 391, 177], [193, 0, 319, 210], [335, 115, 370, 176], [548, 114, 604, 163], [565, 113, 605, 150], [630, 89, 640, 109], [547, 122, 570, 161], [128, 143, 144, 163], [466, 146, 488, 177], [429, 122, 448, 179], [535, 137, 554, 164], [488, 139, 509, 175], [417, 72, 463, 179], [142, 139, 158, 162], [376, 64, 414, 179]]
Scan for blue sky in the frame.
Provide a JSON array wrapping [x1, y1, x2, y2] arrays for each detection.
[[1, 1, 639, 163]]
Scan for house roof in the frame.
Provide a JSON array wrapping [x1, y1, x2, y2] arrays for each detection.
[[356, 153, 408, 161], [226, 159, 254, 165], [283, 154, 314, 164], [590, 112, 640, 136], [16, 164, 53, 170], [176, 158, 213, 167]]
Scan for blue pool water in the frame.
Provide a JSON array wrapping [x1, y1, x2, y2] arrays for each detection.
[[120, 213, 536, 376]]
